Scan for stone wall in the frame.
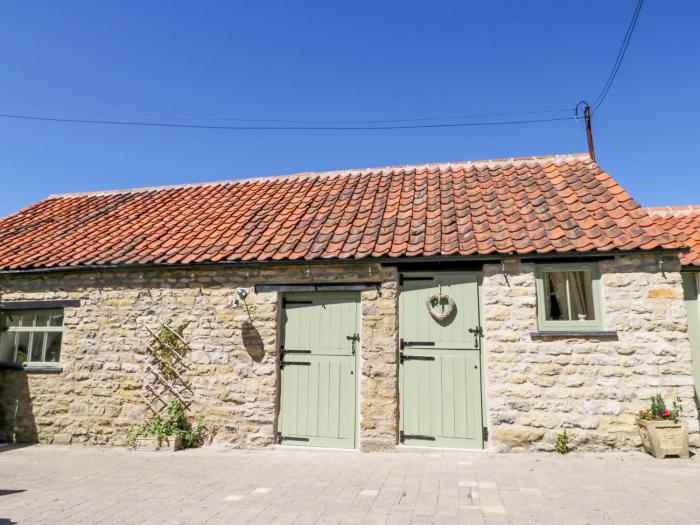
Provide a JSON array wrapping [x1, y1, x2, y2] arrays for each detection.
[[1, 254, 697, 453], [0, 263, 399, 449], [482, 254, 699, 452], [359, 281, 399, 451]]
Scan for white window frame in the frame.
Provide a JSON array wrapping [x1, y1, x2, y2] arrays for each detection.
[[535, 262, 604, 332], [0, 309, 64, 368]]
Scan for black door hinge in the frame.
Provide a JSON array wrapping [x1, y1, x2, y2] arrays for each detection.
[[483, 426, 489, 442], [280, 361, 311, 369], [400, 339, 435, 350], [400, 430, 436, 443], [277, 432, 310, 444], [399, 353, 436, 364], [281, 348, 311, 356]]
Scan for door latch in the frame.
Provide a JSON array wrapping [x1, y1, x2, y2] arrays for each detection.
[[468, 326, 484, 337], [468, 326, 484, 347], [347, 333, 359, 355]]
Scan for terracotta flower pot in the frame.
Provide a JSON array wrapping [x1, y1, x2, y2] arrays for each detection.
[[134, 435, 183, 452], [636, 418, 689, 459]]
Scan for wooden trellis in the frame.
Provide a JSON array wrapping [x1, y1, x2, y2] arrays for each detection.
[[138, 322, 194, 417]]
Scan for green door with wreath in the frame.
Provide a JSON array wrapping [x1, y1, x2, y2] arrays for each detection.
[[399, 272, 484, 449]]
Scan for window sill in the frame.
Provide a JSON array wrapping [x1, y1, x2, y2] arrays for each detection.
[[0, 363, 63, 373], [530, 331, 618, 339]]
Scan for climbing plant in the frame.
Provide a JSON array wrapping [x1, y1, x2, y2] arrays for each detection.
[[126, 397, 205, 449], [140, 323, 193, 415], [149, 325, 187, 380]]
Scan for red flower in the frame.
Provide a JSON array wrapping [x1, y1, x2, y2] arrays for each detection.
[[662, 410, 670, 417]]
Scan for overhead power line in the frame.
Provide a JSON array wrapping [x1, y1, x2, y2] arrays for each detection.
[[0, 112, 577, 131], [0, 106, 573, 125], [592, 0, 645, 113], [4, 3, 651, 132]]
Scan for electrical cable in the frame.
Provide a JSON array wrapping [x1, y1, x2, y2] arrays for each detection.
[[0, 106, 573, 125], [592, 0, 644, 113], [0, 112, 577, 131]]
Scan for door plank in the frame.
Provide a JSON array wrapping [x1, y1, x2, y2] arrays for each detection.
[[399, 273, 484, 449], [279, 293, 358, 449]]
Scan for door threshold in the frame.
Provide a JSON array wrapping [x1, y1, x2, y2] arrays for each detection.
[[396, 444, 492, 453], [273, 444, 359, 453]]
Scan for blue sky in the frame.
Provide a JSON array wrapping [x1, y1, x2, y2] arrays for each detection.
[[0, 1, 697, 217]]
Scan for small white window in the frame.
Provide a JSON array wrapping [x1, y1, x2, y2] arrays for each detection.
[[536, 263, 603, 332], [0, 309, 64, 366]]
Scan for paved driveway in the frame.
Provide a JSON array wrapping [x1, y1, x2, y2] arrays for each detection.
[[1, 444, 699, 524]]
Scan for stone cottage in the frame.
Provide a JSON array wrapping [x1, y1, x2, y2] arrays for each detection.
[[649, 207, 700, 406], [0, 153, 698, 453]]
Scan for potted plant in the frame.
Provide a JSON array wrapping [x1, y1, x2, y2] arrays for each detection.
[[127, 398, 205, 452], [636, 394, 689, 459]]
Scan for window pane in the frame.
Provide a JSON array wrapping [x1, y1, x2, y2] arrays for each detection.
[[14, 332, 30, 364], [49, 313, 64, 327], [568, 270, 595, 321], [7, 313, 22, 327], [45, 332, 62, 362], [29, 332, 45, 361], [0, 333, 15, 362], [35, 313, 50, 327], [544, 272, 569, 321]]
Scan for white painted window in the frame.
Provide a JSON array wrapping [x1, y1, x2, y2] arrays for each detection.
[[0, 309, 64, 367], [535, 263, 603, 332]]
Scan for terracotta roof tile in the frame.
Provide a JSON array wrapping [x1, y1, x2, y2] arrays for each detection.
[[0, 154, 679, 271], [648, 206, 700, 267]]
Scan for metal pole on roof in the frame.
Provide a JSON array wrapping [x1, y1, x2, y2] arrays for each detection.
[[576, 101, 596, 162], [584, 104, 596, 162]]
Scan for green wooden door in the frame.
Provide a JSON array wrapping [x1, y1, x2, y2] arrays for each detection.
[[278, 293, 358, 448], [399, 272, 484, 449]]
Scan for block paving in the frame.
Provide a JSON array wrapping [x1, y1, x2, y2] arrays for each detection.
[[1, 444, 700, 524]]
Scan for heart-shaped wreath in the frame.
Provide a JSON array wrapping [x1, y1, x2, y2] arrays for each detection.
[[425, 292, 456, 321]]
